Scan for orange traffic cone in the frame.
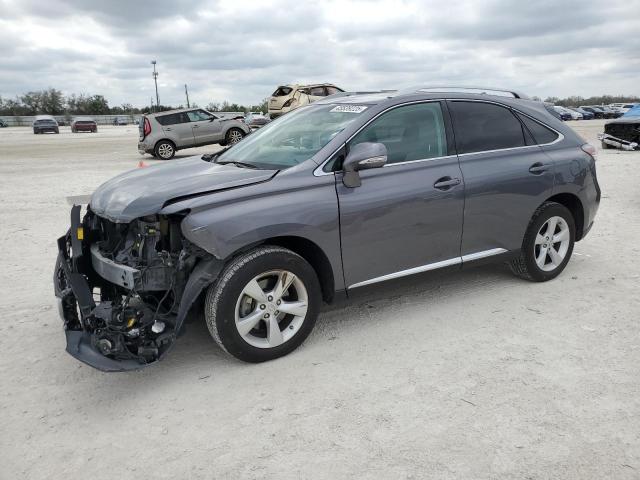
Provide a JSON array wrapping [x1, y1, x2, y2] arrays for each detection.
[[137, 160, 148, 168]]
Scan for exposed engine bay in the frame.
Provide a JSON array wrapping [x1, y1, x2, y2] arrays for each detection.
[[54, 205, 221, 371]]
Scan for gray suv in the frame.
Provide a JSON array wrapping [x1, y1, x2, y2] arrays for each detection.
[[55, 87, 600, 371], [138, 108, 251, 159]]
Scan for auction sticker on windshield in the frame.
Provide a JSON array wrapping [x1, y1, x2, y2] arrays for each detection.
[[330, 105, 368, 113]]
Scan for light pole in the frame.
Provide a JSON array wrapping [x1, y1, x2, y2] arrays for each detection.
[[151, 60, 160, 111]]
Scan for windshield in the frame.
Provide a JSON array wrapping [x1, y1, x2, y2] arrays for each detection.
[[217, 104, 367, 169]]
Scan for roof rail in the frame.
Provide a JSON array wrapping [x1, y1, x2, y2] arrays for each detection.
[[400, 86, 529, 100], [324, 90, 397, 99]]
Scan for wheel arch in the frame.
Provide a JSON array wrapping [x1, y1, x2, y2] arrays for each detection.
[[226, 235, 335, 304], [154, 138, 177, 150], [257, 236, 335, 304], [544, 192, 585, 240]]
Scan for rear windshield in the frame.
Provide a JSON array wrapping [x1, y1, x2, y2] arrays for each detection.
[[272, 87, 293, 97], [35, 119, 56, 124]]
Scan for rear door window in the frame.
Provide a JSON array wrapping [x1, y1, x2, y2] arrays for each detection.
[[309, 87, 326, 96], [326, 86, 342, 95], [156, 113, 189, 126], [516, 113, 559, 145], [350, 102, 448, 164], [448, 101, 527, 154]]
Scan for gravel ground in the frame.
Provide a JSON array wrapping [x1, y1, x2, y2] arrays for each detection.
[[0, 122, 638, 479]]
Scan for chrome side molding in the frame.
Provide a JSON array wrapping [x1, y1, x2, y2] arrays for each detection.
[[348, 248, 508, 289]]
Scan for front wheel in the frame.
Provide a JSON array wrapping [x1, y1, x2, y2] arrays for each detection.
[[204, 246, 321, 362], [510, 202, 575, 282], [225, 128, 245, 146]]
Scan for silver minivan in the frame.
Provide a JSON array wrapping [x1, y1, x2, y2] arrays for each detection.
[[138, 108, 251, 159]]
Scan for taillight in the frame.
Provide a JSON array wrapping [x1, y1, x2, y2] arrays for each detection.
[[581, 143, 596, 159], [143, 117, 151, 137]]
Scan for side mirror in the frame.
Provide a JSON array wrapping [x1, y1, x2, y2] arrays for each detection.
[[342, 142, 387, 188]]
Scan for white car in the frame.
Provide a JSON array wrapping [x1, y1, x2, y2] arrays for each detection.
[[609, 103, 637, 114], [268, 83, 344, 118]]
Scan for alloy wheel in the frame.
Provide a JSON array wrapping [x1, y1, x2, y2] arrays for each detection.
[[234, 270, 308, 348], [229, 130, 243, 144], [157, 143, 173, 159], [534, 216, 570, 272]]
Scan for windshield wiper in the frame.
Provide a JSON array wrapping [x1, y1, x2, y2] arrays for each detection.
[[201, 147, 231, 162], [215, 160, 259, 169]]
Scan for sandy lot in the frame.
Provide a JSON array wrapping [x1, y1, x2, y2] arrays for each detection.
[[0, 122, 639, 479]]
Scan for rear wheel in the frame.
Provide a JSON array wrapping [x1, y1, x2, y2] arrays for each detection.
[[510, 202, 575, 282], [225, 128, 244, 145], [204, 246, 321, 362], [154, 140, 175, 159]]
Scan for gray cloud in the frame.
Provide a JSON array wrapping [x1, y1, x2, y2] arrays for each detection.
[[0, 0, 638, 107]]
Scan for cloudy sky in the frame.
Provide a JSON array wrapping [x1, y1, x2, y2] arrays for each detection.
[[1, 0, 639, 108]]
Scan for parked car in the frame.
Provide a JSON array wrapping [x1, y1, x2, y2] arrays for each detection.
[[599, 103, 640, 150], [553, 105, 573, 122], [113, 117, 129, 126], [609, 103, 638, 114], [598, 105, 622, 118], [54, 86, 600, 371], [579, 106, 606, 119], [71, 117, 98, 133], [543, 102, 563, 120], [244, 112, 271, 129], [0, 119, 8, 127], [32, 115, 59, 134], [568, 107, 594, 120], [137, 108, 251, 159], [268, 83, 344, 118], [564, 107, 583, 120]]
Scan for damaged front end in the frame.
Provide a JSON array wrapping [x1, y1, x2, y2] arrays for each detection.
[[54, 205, 222, 371]]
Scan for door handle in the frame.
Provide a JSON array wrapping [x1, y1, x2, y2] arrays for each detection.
[[433, 177, 461, 190], [529, 162, 549, 174], [192, 125, 200, 128], [164, 128, 172, 131]]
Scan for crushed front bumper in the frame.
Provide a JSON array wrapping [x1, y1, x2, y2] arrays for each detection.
[[54, 205, 224, 372], [598, 133, 639, 151]]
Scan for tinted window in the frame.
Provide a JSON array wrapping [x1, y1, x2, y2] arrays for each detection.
[[309, 87, 326, 96], [449, 101, 526, 154], [326, 86, 342, 95], [351, 102, 447, 164], [156, 113, 189, 125], [516, 113, 559, 145]]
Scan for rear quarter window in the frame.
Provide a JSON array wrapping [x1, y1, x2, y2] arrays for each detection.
[[516, 113, 560, 145], [448, 101, 527, 154]]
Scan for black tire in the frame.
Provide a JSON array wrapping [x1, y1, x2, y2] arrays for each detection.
[[204, 246, 322, 362], [154, 140, 176, 160], [33, 129, 38, 134], [224, 128, 245, 146], [510, 202, 575, 282], [601, 141, 612, 150], [54, 128, 59, 134]]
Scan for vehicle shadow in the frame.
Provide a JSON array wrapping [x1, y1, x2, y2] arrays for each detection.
[[89, 261, 518, 387]]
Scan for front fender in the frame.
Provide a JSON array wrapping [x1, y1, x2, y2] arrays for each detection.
[[165, 171, 344, 290]]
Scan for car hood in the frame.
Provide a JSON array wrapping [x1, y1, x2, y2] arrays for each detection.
[[90, 156, 277, 222]]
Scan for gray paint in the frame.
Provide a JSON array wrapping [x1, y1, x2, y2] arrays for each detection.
[[90, 156, 276, 222], [89, 89, 600, 296]]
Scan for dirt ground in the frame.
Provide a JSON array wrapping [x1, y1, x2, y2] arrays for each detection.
[[0, 121, 638, 479]]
